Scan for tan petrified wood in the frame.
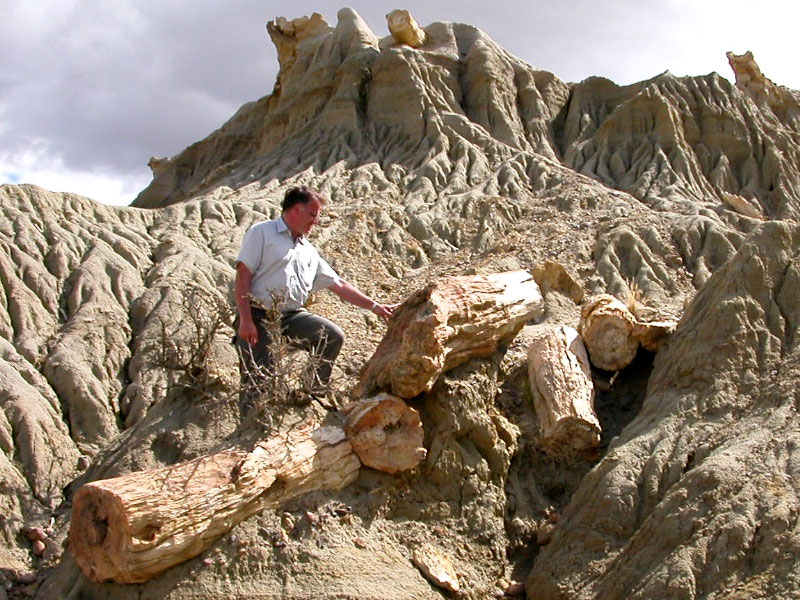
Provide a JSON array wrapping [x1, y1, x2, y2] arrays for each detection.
[[355, 271, 545, 399], [345, 393, 426, 473], [69, 420, 360, 583], [386, 9, 426, 48], [412, 543, 460, 593], [580, 294, 677, 371], [526, 325, 600, 454], [579, 295, 641, 371]]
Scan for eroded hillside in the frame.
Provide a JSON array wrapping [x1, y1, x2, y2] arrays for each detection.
[[1, 8, 799, 600]]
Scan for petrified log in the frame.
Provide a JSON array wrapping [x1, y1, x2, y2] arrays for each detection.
[[345, 393, 426, 473], [579, 295, 640, 371], [69, 420, 359, 584], [355, 271, 544, 398], [580, 294, 679, 370], [634, 319, 677, 352], [527, 325, 600, 454]]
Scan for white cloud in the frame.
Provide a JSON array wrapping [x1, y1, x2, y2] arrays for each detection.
[[0, 140, 150, 205]]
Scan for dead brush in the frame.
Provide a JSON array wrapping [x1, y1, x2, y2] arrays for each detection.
[[237, 291, 343, 430], [144, 284, 237, 398], [142, 285, 339, 433], [623, 277, 646, 318]]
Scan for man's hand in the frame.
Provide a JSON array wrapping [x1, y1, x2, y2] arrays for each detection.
[[238, 318, 259, 346], [372, 302, 400, 323]]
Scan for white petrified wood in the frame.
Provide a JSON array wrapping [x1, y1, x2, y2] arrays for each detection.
[[412, 543, 460, 593], [69, 420, 360, 584], [345, 393, 426, 473], [355, 271, 545, 399], [526, 325, 601, 454], [579, 294, 640, 371]]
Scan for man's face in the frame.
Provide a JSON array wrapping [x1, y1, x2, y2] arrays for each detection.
[[290, 197, 322, 236]]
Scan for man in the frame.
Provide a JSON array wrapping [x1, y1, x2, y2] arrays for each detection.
[[235, 186, 395, 416]]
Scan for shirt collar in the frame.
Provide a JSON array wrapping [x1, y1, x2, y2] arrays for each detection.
[[277, 216, 305, 244]]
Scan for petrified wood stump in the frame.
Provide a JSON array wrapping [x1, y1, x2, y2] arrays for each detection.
[[580, 294, 678, 370], [345, 393, 426, 473], [527, 325, 601, 454], [578, 295, 640, 371], [355, 271, 544, 398], [70, 420, 359, 583]]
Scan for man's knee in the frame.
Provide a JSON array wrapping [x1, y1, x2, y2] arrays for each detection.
[[326, 322, 345, 350]]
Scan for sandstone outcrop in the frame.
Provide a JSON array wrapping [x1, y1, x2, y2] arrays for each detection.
[[528, 221, 800, 599], [3, 7, 800, 600], [386, 9, 426, 48]]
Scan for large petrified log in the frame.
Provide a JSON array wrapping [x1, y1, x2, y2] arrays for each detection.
[[355, 271, 545, 398], [69, 420, 360, 583], [526, 325, 601, 454], [345, 393, 427, 473]]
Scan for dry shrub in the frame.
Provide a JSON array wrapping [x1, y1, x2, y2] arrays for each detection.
[[144, 284, 237, 399]]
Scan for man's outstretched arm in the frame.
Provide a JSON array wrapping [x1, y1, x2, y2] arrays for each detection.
[[328, 279, 398, 322]]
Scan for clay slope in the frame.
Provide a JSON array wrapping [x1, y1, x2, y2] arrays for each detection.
[[1, 7, 800, 600], [528, 221, 800, 599]]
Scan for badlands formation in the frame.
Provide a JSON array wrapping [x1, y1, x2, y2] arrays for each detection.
[[2, 8, 800, 600]]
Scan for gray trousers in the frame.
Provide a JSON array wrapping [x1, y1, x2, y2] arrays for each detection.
[[236, 306, 344, 418]]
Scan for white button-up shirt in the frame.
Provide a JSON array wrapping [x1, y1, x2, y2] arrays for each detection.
[[237, 217, 340, 311]]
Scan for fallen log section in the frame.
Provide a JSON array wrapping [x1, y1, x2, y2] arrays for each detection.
[[355, 270, 545, 398], [69, 420, 360, 583], [579, 294, 677, 371], [526, 325, 601, 454], [345, 393, 427, 473]]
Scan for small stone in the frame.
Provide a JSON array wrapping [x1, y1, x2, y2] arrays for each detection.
[[32, 540, 46, 556], [537, 523, 555, 545], [505, 581, 526, 596], [353, 537, 367, 549], [412, 543, 460, 593], [548, 512, 561, 524], [202, 558, 215, 566], [24, 527, 46, 542], [17, 573, 36, 585]]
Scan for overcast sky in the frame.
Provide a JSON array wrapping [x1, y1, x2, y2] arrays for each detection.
[[3, 0, 797, 206]]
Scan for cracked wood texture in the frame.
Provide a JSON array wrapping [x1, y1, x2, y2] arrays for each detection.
[[354, 271, 545, 399], [526, 325, 600, 454], [69, 420, 359, 583], [345, 393, 427, 473]]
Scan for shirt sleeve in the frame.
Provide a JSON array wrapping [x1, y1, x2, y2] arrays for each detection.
[[311, 255, 340, 292], [236, 225, 263, 274]]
